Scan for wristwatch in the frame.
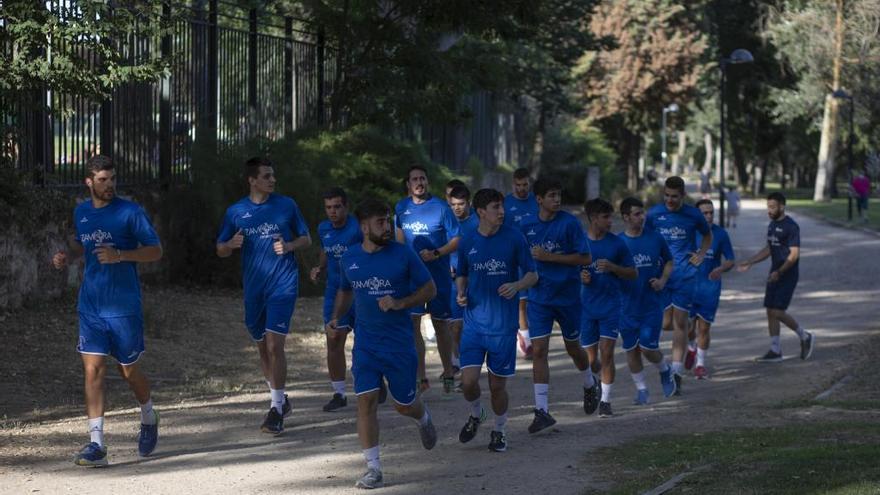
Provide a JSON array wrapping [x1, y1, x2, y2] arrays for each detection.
[[433, 249, 441, 259]]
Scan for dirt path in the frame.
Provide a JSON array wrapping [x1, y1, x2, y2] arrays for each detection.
[[2, 199, 879, 494]]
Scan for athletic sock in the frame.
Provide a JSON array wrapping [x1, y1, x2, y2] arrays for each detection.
[[696, 348, 707, 367], [452, 356, 461, 369], [583, 369, 596, 388], [671, 361, 684, 375], [331, 380, 346, 396], [534, 383, 549, 412], [518, 328, 530, 341], [469, 399, 482, 419], [270, 388, 285, 413], [88, 417, 104, 447], [417, 410, 431, 427], [139, 399, 157, 425], [688, 340, 697, 351], [631, 371, 647, 391], [600, 382, 613, 403], [770, 336, 781, 354], [363, 446, 381, 471], [795, 327, 808, 340], [652, 359, 670, 373], [494, 413, 508, 433]]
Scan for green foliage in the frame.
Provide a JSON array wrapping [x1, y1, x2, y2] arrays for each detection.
[[539, 119, 618, 203], [0, 165, 72, 229]]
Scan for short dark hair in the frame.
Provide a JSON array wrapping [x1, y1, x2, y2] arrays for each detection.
[[355, 198, 391, 222], [407, 165, 428, 181], [245, 156, 272, 179], [533, 177, 562, 198], [767, 191, 787, 205], [584, 198, 613, 220], [695, 199, 714, 209], [619, 197, 644, 216], [86, 155, 114, 179], [322, 187, 348, 206], [664, 176, 685, 194], [513, 168, 530, 180], [448, 184, 470, 201], [472, 188, 504, 212], [446, 179, 465, 190]]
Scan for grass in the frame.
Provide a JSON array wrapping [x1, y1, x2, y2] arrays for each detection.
[[786, 198, 880, 231], [585, 422, 880, 495]]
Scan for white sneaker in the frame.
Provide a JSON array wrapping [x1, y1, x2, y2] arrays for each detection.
[[355, 468, 384, 489]]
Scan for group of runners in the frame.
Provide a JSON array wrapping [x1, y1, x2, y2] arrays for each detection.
[[52, 155, 814, 489]]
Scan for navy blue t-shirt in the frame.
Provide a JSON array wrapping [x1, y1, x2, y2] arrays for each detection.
[[768, 216, 800, 275]]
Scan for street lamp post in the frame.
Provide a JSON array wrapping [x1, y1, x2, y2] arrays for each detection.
[[661, 103, 679, 172], [832, 89, 854, 221], [719, 48, 753, 227]]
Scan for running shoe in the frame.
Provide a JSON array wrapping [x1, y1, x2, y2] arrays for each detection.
[[673, 373, 682, 396], [459, 408, 487, 443], [261, 407, 284, 435], [659, 368, 676, 397], [583, 376, 599, 415], [488, 430, 507, 452], [323, 393, 348, 412], [355, 468, 384, 489], [756, 350, 783, 362], [598, 401, 613, 418], [693, 365, 709, 380], [74, 442, 108, 467], [419, 378, 430, 393], [418, 409, 437, 450], [137, 410, 159, 457], [800, 332, 814, 360], [281, 394, 292, 418], [684, 347, 697, 370], [442, 376, 455, 394], [633, 389, 650, 405], [527, 408, 556, 434]]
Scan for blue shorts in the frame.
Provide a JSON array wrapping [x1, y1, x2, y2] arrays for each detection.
[[352, 347, 418, 405], [527, 300, 581, 341], [691, 287, 720, 323], [78, 312, 145, 365], [764, 273, 798, 310], [245, 297, 296, 341], [579, 313, 620, 347], [323, 286, 355, 330], [620, 311, 664, 351], [412, 273, 453, 320], [450, 280, 464, 321], [665, 277, 695, 312], [459, 329, 517, 377]]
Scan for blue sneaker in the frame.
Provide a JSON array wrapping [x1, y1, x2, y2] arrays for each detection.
[[74, 442, 108, 467], [660, 368, 677, 398], [633, 388, 650, 405], [138, 410, 159, 457]]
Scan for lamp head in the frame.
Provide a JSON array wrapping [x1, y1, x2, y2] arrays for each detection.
[[665, 103, 679, 113], [832, 89, 852, 100], [729, 48, 754, 64]]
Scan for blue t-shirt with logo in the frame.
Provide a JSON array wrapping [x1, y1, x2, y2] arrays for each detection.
[[318, 215, 362, 291], [456, 225, 535, 336], [503, 192, 539, 228], [645, 203, 710, 287], [768, 216, 800, 275], [695, 224, 735, 302], [581, 232, 634, 319], [74, 197, 161, 317], [217, 194, 309, 302], [450, 213, 479, 276], [520, 210, 590, 306], [620, 230, 673, 317], [339, 242, 433, 352], [395, 195, 460, 281]]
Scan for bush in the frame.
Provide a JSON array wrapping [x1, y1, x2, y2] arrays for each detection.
[[539, 120, 618, 204]]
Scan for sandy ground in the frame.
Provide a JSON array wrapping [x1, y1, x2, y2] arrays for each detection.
[[2, 199, 879, 494]]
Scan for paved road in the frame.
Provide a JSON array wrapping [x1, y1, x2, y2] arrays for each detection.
[[3, 199, 879, 494]]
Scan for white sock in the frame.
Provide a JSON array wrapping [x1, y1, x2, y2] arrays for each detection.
[[696, 348, 707, 367], [688, 340, 696, 351], [417, 410, 431, 427], [600, 382, 613, 403], [652, 359, 670, 373], [770, 336, 781, 354], [88, 417, 104, 447], [795, 327, 808, 340], [331, 381, 346, 396], [270, 388, 285, 412], [363, 446, 381, 471], [494, 413, 507, 433], [671, 361, 683, 375], [534, 383, 549, 412], [583, 369, 596, 388], [452, 356, 461, 369], [469, 399, 482, 419], [266, 380, 272, 391], [518, 328, 530, 340], [631, 371, 647, 391], [139, 399, 157, 425]]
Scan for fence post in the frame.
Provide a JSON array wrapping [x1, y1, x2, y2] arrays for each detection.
[[284, 17, 293, 135], [248, 8, 258, 138], [159, 2, 172, 189], [316, 25, 325, 126], [203, 0, 218, 151]]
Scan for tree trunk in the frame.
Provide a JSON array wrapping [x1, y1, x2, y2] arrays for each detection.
[[329, 0, 350, 129], [672, 130, 686, 175], [703, 131, 713, 177], [814, 0, 845, 201], [528, 104, 546, 179], [628, 131, 640, 191]]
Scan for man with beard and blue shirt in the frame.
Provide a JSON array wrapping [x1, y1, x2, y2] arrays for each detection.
[[579, 198, 637, 418], [52, 155, 163, 466], [448, 184, 480, 383], [395, 166, 461, 393], [521, 177, 592, 433], [310, 187, 362, 412], [645, 176, 711, 395], [618, 197, 677, 404], [217, 157, 311, 435], [329, 199, 438, 490], [738, 192, 814, 362], [504, 167, 540, 360], [686, 199, 735, 380], [455, 188, 537, 452]]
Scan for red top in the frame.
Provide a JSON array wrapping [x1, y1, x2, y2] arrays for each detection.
[[852, 175, 870, 196]]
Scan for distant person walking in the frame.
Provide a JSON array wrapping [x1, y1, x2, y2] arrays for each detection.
[[726, 186, 741, 228], [852, 171, 871, 222]]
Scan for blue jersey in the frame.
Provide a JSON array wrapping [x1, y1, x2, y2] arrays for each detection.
[[503, 192, 539, 227], [620, 230, 673, 317], [450, 213, 479, 276], [339, 243, 433, 352], [318, 215, 362, 291], [521, 210, 590, 306], [695, 224, 735, 296], [395, 195, 460, 281], [581, 232, 634, 319], [74, 197, 161, 317], [645, 203, 710, 284], [217, 194, 309, 302], [457, 225, 535, 336], [768, 216, 799, 275]]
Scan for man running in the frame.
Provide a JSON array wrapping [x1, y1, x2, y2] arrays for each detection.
[[618, 197, 677, 404], [448, 184, 480, 384], [504, 168, 539, 360], [395, 166, 461, 393], [216, 157, 311, 434], [738, 192, 814, 361], [52, 155, 163, 466], [329, 199, 439, 489], [311, 187, 362, 411], [645, 176, 711, 394], [520, 177, 592, 433], [685, 199, 735, 379], [579, 199, 637, 417], [455, 188, 537, 451]]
